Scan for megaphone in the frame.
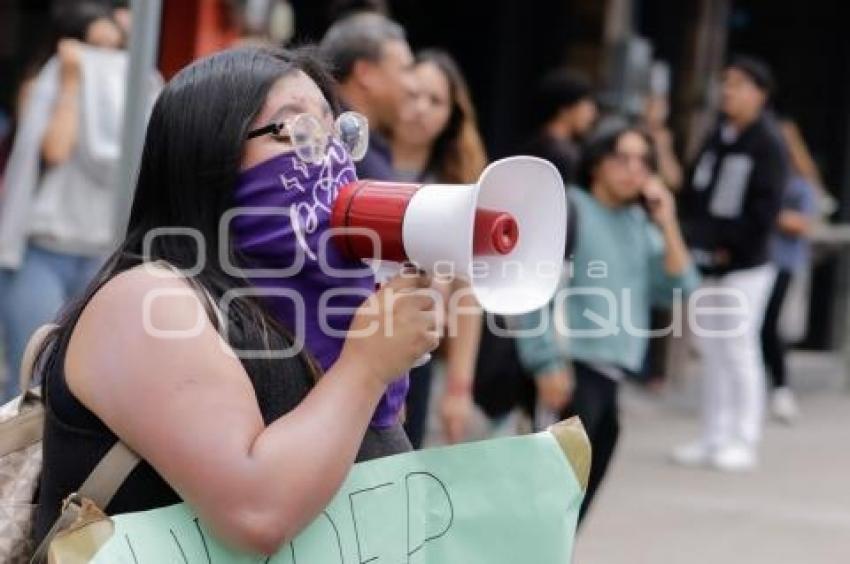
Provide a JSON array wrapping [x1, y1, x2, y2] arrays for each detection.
[[331, 156, 566, 315]]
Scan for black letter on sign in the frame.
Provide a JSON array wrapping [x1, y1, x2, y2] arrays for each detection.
[[289, 512, 344, 564], [322, 510, 345, 563], [193, 517, 212, 564], [405, 472, 454, 560], [125, 534, 139, 564], [170, 529, 189, 564], [349, 481, 394, 564]]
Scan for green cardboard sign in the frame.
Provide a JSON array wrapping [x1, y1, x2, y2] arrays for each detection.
[[91, 430, 584, 563]]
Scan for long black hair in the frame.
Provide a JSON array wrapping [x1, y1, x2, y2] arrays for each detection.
[[39, 46, 338, 377]]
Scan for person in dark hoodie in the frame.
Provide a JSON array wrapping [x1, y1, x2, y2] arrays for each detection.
[[673, 55, 788, 472], [521, 68, 598, 185]]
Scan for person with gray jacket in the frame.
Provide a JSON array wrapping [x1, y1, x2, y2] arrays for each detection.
[[0, 3, 158, 400]]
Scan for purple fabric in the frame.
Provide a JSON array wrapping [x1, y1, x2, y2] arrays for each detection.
[[231, 141, 408, 428]]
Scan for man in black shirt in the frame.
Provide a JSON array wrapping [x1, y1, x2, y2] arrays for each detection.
[[522, 68, 597, 186], [674, 55, 788, 472]]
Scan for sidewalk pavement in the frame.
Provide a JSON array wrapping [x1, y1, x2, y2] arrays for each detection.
[[574, 351, 850, 564]]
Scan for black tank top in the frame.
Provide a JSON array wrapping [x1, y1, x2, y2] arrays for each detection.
[[33, 278, 411, 543]]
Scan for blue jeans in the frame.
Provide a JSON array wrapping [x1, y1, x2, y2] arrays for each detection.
[[0, 245, 102, 401]]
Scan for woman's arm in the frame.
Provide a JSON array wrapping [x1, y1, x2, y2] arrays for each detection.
[[644, 176, 700, 305], [651, 128, 683, 192], [42, 40, 83, 166], [643, 176, 690, 276], [65, 267, 437, 555], [440, 280, 481, 443], [776, 210, 811, 237]]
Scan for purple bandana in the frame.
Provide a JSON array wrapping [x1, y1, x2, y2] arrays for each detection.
[[231, 141, 408, 428]]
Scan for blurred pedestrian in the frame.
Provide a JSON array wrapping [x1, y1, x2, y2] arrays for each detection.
[[321, 13, 426, 442], [516, 121, 699, 522], [637, 78, 684, 390], [521, 68, 597, 185], [112, 1, 132, 39], [391, 49, 487, 447], [642, 63, 683, 191], [761, 119, 819, 424], [470, 69, 594, 427], [0, 2, 146, 401], [320, 11, 414, 181], [674, 55, 788, 471]]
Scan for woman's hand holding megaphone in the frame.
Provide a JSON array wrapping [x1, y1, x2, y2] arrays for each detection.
[[339, 268, 441, 389]]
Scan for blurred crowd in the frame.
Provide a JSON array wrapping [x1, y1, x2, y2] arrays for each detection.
[[0, 1, 834, 528]]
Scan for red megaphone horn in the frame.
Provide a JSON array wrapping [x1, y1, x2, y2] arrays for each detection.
[[331, 181, 519, 262]]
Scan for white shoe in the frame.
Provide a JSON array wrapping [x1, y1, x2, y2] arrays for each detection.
[[670, 441, 712, 467], [771, 387, 799, 424], [711, 443, 757, 472]]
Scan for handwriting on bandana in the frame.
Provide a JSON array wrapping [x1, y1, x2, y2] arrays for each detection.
[[281, 144, 356, 261]]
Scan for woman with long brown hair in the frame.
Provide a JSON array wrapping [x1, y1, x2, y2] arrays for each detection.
[[392, 49, 487, 447], [393, 49, 487, 185]]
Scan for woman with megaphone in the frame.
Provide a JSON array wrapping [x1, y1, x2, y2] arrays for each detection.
[[31, 46, 440, 556]]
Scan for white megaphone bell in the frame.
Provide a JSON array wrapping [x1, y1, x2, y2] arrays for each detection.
[[331, 156, 566, 315]]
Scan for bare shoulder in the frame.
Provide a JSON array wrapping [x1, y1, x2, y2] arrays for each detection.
[[65, 264, 218, 402], [76, 264, 205, 340]]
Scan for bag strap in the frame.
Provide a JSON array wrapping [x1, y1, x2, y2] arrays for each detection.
[[25, 320, 139, 562], [0, 401, 44, 456], [31, 442, 140, 563], [18, 323, 57, 406], [77, 441, 141, 509], [0, 323, 58, 459]]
